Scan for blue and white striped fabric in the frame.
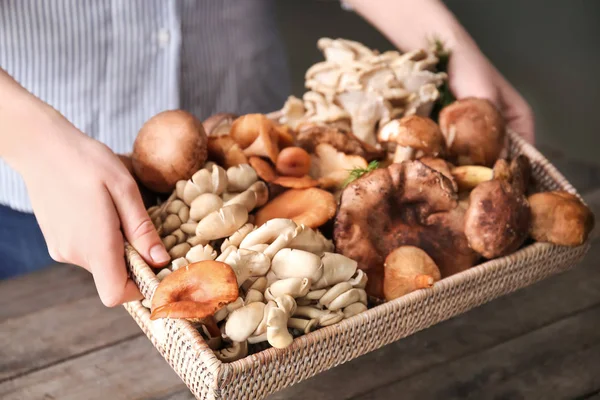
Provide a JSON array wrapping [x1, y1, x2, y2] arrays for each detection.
[[0, 0, 291, 212]]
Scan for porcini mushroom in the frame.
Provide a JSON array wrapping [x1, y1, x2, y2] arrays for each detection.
[[132, 110, 208, 193], [439, 97, 506, 167], [334, 160, 478, 299], [150, 261, 239, 337], [528, 191, 594, 246], [383, 246, 441, 301], [254, 188, 337, 229], [464, 179, 531, 259], [377, 115, 446, 163]]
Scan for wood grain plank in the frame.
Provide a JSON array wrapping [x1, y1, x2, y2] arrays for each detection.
[[268, 232, 600, 398], [0, 296, 141, 381], [0, 336, 187, 400], [352, 305, 600, 400], [0, 263, 97, 322]]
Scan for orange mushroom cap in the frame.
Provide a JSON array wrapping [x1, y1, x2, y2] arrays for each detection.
[[150, 260, 239, 321], [248, 156, 277, 183], [254, 187, 337, 228]]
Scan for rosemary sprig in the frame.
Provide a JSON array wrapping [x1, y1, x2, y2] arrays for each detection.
[[342, 160, 380, 188]]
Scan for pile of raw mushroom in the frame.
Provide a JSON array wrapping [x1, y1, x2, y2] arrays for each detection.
[[125, 37, 594, 362]]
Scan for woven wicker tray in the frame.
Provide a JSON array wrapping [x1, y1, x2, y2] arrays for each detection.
[[123, 130, 591, 400]]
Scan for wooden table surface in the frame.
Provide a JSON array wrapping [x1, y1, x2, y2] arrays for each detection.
[[2, 146, 600, 400]]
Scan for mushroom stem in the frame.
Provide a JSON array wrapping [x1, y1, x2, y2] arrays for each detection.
[[266, 307, 294, 349], [202, 316, 221, 338], [393, 146, 415, 163], [451, 165, 494, 191]]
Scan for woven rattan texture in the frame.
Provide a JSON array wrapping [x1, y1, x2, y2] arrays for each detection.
[[123, 131, 591, 400]]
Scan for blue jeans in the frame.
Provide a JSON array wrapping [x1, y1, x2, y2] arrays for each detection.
[[0, 204, 54, 279]]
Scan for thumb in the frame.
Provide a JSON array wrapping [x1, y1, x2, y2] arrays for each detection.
[[108, 175, 171, 268]]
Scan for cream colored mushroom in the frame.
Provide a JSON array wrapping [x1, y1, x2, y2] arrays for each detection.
[[161, 235, 177, 251], [221, 223, 254, 252], [239, 218, 301, 259], [265, 270, 278, 287], [267, 307, 293, 349], [247, 181, 269, 208], [215, 341, 248, 363], [265, 277, 311, 301], [224, 302, 266, 342], [221, 192, 240, 202], [185, 244, 217, 263], [207, 163, 228, 195], [180, 222, 197, 235], [168, 242, 191, 259], [171, 229, 186, 244], [271, 248, 323, 283], [243, 276, 268, 294], [309, 143, 369, 190], [186, 236, 206, 247], [288, 223, 335, 255], [216, 245, 237, 262], [287, 317, 318, 334], [223, 190, 257, 212], [170, 257, 189, 271], [312, 252, 358, 290], [348, 270, 368, 289], [244, 289, 264, 304], [156, 268, 172, 281], [318, 282, 353, 308], [224, 248, 271, 286], [279, 95, 306, 130], [162, 214, 182, 235], [343, 303, 368, 319], [305, 289, 327, 301], [292, 306, 343, 327], [195, 204, 248, 241], [318, 311, 344, 326], [327, 288, 367, 311], [175, 180, 187, 200], [226, 164, 258, 192], [190, 193, 224, 221], [165, 199, 186, 215], [247, 244, 269, 253], [214, 297, 244, 323], [250, 300, 277, 339], [274, 294, 297, 317]]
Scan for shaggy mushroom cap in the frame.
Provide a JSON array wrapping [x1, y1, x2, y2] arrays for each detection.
[[333, 160, 478, 299], [438, 97, 506, 167], [295, 124, 385, 162], [150, 260, 239, 321], [464, 179, 531, 259], [377, 115, 447, 162], [202, 113, 237, 136], [528, 191, 594, 246]]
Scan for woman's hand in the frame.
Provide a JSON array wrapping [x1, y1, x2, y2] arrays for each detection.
[[447, 42, 535, 144], [0, 67, 170, 307], [344, 0, 536, 143], [17, 109, 170, 306]]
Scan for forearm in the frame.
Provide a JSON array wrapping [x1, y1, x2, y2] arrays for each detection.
[[344, 0, 477, 52], [0, 68, 64, 171]]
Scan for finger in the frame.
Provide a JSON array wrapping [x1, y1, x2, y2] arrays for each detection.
[[498, 79, 536, 144], [108, 173, 170, 268]]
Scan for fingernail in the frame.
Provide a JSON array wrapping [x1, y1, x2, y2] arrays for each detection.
[[150, 244, 170, 264]]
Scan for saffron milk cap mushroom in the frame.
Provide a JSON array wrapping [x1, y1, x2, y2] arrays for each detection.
[[150, 261, 239, 335], [383, 246, 441, 301], [528, 191, 594, 246]]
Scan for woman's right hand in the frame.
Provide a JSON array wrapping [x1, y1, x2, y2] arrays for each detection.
[[3, 92, 170, 307]]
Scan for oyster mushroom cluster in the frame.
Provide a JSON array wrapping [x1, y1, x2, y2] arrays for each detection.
[[144, 217, 368, 362], [276, 37, 447, 146]]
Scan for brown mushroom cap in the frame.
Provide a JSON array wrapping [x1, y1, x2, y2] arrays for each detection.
[[439, 97, 506, 167], [464, 179, 531, 259], [150, 261, 239, 321], [378, 115, 447, 160], [295, 124, 385, 162], [333, 160, 478, 299], [132, 110, 208, 193], [383, 246, 442, 301], [419, 156, 458, 192], [528, 191, 594, 246], [207, 135, 248, 168], [254, 187, 337, 228]]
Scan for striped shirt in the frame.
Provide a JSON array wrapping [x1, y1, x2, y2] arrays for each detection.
[[0, 0, 291, 212]]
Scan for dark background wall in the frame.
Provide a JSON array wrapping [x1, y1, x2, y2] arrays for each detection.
[[274, 0, 600, 164]]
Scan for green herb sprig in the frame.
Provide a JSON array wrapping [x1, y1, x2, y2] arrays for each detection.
[[429, 36, 456, 122], [342, 160, 380, 188]]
